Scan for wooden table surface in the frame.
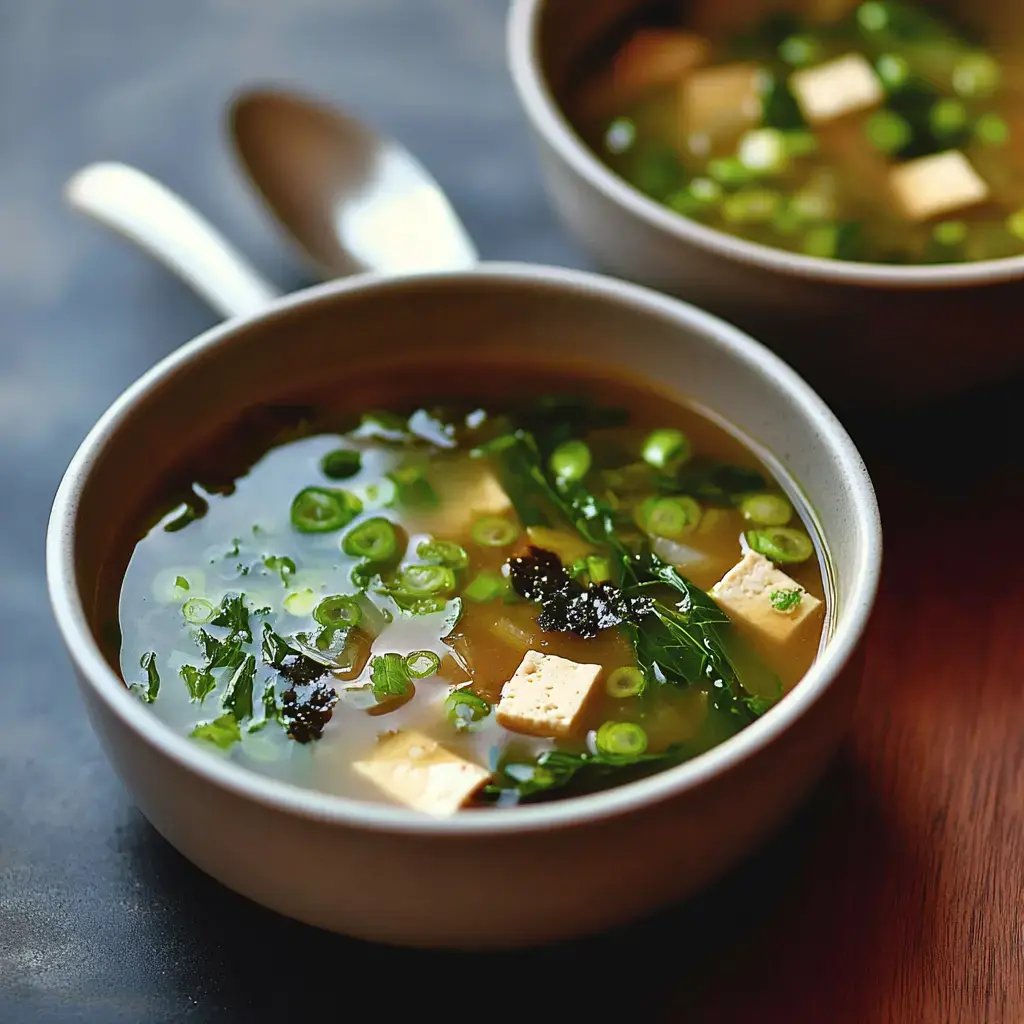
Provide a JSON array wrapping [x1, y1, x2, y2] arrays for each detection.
[[2, 2, 1022, 1021]]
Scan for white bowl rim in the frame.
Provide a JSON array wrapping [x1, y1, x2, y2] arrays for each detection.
[[506, 0, 1024, 290], [46, 261, 882, 837]]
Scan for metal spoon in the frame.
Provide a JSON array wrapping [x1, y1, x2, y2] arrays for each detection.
[[63, 89, 477, 321], [229, 86, 477, 278]]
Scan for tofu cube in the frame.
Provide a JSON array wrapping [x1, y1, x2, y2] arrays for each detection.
[[575, 29, 708, 120], [495, 651, 603, 738], [611, 29, 709, 97], [888, 151, 990, 221], [352, 730, 490, 817], [469, 470, 512, 516], [790, 53, 883, 124], [426, 467, 512, 535], [679, 62, 764, 142], [710, 551, 822, 644]]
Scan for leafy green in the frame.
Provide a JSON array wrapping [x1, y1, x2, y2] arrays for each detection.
[[190, 714, 241, 750], [180, 663, 216, 703], [209, 593, 253, 643], [264, 555, 296, 585], [369, 653, 412, 700], [659, 458, 767, 506], [222, 653, 257, 721], [136, 652, 160, 703], [512, 395, 628, 460], [485, 745, 685, 803]]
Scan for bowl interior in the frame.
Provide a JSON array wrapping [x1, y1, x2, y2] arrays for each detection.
[[536, 0, 1024, 111], [57, 267, 879, 822]]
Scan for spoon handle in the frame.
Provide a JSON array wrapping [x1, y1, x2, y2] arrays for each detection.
[[64, 162, 280, 320]]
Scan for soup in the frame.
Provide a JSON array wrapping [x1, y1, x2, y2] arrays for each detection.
[[111, 366, 828, 816], [571, 0, 1024, 264]]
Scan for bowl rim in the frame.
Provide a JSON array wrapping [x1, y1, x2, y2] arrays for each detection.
[[46, 262, 882, 837], [506, 0, 1024, 289]]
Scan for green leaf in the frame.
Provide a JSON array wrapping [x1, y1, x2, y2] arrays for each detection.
[[190, 714, 241, 750], [209, 592, 252, 643], [222, 653, 257, 721], [136, 652, 160, 703], [369, 653, 412, 700], [180, 663, 216, 703], [770, 588, 803, 611], [659, 458, 767, 505]]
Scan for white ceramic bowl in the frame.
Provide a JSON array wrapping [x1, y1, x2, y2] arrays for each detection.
[[507, 0, 1024, 409], [46, 264, 881, 949]]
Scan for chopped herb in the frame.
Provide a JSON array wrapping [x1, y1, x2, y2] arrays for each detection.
[[221, 653, 257, 721], [264, 554, 296, 584], [190, 714, 241, 750], [209, 593, 253, 643], [136, 652, 160, 703], [369, 653, 412, 700], [180, 663, 216, 703], [769, 587, 804, 612], [174, 575, 190, 591]]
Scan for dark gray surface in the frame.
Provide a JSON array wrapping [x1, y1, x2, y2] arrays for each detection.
[[0, 1, 841, 1019]]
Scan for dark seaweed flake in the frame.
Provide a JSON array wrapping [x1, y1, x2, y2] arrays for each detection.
[[280, 683, 338, 743]]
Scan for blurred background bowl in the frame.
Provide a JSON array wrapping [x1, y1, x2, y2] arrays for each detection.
[[507, 0, 1024, 410]]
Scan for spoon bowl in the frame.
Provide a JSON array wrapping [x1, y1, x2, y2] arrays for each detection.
[[230, 87, 478, 278]]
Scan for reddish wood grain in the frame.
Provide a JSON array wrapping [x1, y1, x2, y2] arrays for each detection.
[[478, 378, 1024, 1023]]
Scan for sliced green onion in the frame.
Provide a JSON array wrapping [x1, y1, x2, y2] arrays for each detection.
[[358, 477, 398, 509], [722, 188, 780, 225], [182, 597, 215, 624], [875, 53, 910, 90], [738, 128, 789, 175], [595, 721, 648, 757], [857, 2, 889, 32], [405, 650, 441, 679], [667, 176, 722, 218], [174, 575, 190, 591], [313, 594, 362, 628], [952, 52, 1000, 99], [929, 98, 968, 141], [641, 428, 690, 468], [549, 440, 592, 482], [605, 117, 636, 155], [342, 517, 399, 561], [637, 495, 702, 538], [290, 487, 362, 534], [320, 448, 361, 480], [395, 564, 456, 596], [264, 554, 296, 584], [932, 220, 967, 247], [778, 34, 820, 68], [605, 666, 645, 699], [463, 570, 507, 602], [782, 130, 818, 158], [975, 112, 1009, 146], [747, 526, 814, 564], [445, 689, 491, 730], [471, 516, 519, 547], [283, 588, 317, 616], [586, 555, 612, 585], [416, 539, 469, 570], [865, 109, 912, 154], [707, 156, 753, 189], [739, 493, 793, 526], [1007, 208, 1024, 240]]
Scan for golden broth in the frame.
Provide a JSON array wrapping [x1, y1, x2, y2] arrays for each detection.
[[109, 365, 828, 810]]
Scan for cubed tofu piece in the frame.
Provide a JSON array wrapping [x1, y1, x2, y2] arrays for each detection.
[[679, 62, 764, 142], [426, 467, 512, 535], [352, 730, 490, 817], [790, 53, 883, 124], [888, 151, 990, 221], [575, 30, 708, 120], [710, 551, 822, 644], [469, 470, 512, 516], [496, 651, 603, 738]]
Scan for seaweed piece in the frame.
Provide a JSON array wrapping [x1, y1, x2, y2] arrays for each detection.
[[280, 682, 338, 743], [507, 546, 652, 639]]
